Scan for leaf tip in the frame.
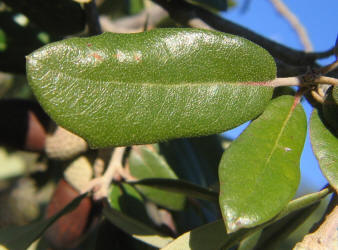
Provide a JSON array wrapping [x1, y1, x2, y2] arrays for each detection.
[[225, 216, 252, 233], [222, 204, 257, 233]]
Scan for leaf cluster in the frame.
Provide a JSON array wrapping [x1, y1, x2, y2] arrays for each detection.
[[0, 1, 337, 250]]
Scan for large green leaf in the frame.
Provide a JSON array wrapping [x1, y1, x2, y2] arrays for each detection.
[[27, 28, 275, 148], [310, 109, 338, 191], [129, 145, 185, 210], [0, 193, 87, 249], [219, 96, 307, 233]]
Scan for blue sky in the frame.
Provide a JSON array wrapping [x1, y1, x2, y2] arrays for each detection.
[[222, 0, 337, 192]]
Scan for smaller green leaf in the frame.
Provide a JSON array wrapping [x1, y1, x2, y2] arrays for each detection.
[[130, 178, 218, 202], [108, 183, 151, 225], [129, 145, 185, 210], [310, 109, 338, 191], [103, 202, 173, 248], [219, 96, 307, 232], [0, 193, 87, 249]]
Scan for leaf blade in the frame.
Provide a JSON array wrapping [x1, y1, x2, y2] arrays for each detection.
[[26, 29, 275, 148], [219, 96, 307, 232]]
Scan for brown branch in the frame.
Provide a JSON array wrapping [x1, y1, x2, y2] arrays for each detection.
[[152, 0, 333, 66]]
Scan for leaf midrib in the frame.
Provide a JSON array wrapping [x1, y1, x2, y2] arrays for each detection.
[[35, 68, 274, 87]]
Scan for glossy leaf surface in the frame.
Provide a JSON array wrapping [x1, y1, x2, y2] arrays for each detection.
[[0, 193, 87, 249], [219, 96, 307, 232], [129, 145, 185, 210], [310, 109, 338, 191], [27, 28, 275, 148]]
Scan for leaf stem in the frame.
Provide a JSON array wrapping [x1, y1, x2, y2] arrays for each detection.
[[269, 76, 302, 87], [271, 73, 338, 87]]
